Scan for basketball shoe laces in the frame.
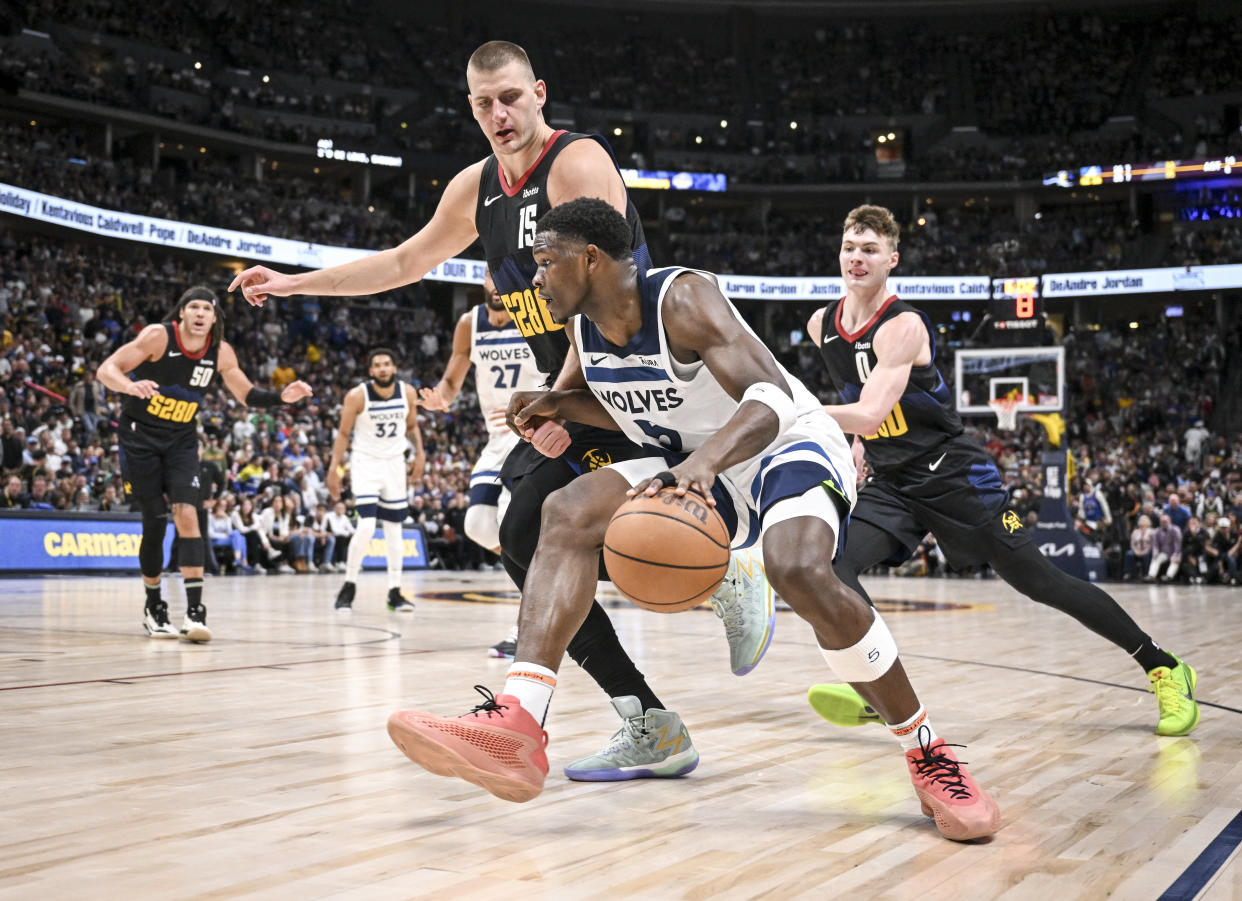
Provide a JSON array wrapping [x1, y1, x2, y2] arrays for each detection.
[[465, 685, 510, 718], [709, 573, 745, 637], [599, 710, 654, 755], [909, 725, 973, 801]]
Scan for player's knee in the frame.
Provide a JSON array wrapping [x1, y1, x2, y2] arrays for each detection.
[[171, 503, 199, 535], [464, 504, 501, 551], [766, 552, 837, 608], [541, 484, 609, 548]]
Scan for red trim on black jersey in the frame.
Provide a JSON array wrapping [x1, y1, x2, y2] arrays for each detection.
[[834, 295, 901, 342], [498, 129, 567, 196], [172, 322, 211, 360]]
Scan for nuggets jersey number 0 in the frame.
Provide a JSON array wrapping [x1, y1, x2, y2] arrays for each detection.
[[817, 295, 963, 472], [574, 267, 822, 456], [352, 382, 410, 460], [469, 304, 543, 440]]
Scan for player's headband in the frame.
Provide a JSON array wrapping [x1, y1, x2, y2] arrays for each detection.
[[177, 285, 219, 308]]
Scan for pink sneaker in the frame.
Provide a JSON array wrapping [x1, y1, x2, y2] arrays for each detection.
[[387, 686, 549, 803], [905, 727, 1001, 841]]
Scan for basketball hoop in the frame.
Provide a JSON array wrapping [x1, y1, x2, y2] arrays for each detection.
[[989, 397, 1022, 432]]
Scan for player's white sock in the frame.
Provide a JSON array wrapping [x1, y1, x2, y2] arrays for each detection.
[[345, 516, 376, 583], [889, 705, 939, 750], [382, 520, 403, 588], [503, 662, 557, 725]]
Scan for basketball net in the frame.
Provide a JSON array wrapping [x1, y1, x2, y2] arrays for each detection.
[[989, 397, 1021, 432]]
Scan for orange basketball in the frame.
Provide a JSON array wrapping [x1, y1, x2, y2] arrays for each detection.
[[603, 487, 731, 613]]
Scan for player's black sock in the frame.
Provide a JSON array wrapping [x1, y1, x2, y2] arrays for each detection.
[[185, 579, 204, 613], [144, 583, 161, 609], [568, 601, 664, 712], [1132, 639, 1179, 673]]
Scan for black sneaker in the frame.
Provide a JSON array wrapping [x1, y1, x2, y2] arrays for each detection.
[[179, 604, 212, 642], [143, 600, 178, 639], [387, 588, 414, 613], [335, 581, 356, 611], [488, 639, 517, 659]]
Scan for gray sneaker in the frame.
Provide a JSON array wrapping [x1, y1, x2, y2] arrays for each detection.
[[710, 548, 774, 676], [563, 696, 699, 782]]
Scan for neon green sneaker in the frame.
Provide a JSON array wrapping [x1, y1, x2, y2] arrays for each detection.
[[807, 683, 885, 728], [1148, 657, 1200, 736]]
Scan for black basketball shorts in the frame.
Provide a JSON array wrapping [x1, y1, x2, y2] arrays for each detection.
[[853, 435, 1031, 569], [118, 417, 202, 513]]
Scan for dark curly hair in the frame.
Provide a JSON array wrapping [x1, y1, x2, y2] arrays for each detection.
[[367, 347, 397, 367], [536, 197, 632, 261]]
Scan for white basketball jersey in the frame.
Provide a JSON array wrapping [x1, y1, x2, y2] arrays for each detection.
[[573, 266, 822, 456], [468, 304, 543, 440], [351, 381, 409, 460]]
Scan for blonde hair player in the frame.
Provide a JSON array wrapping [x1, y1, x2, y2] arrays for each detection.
[[805, 204, 1199, 738]]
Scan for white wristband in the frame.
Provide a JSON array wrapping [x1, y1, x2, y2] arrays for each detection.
[[741, 381, 797, 434]]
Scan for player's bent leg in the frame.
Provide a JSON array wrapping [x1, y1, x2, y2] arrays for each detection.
[[387, 469, 633, 801], [988, 540, 1200, 735], [810, 518, 911, 726], [514, 469, 630, 666], [764, 515, 1000, 841]]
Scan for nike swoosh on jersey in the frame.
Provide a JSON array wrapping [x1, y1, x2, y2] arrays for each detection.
[[483, 194, 504, 207], [824, 335, 840, 343], [928, 452, 947, 471], [588, 355, 608, 365], [168, 352, 182, 357]]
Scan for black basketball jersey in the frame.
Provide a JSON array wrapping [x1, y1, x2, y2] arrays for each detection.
[[122, 322, 219, 431], [817, 295, 962, 472], [475, 130, 651, 379]]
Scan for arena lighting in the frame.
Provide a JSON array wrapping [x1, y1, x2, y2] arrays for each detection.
[[314, 139, 403, 168], [1044, 155, 1238, 188]]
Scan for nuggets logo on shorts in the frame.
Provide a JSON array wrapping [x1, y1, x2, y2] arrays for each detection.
[[581, 448, 612, 470], [123, 481, 133, 497], [1001, 510, 1023, 534]]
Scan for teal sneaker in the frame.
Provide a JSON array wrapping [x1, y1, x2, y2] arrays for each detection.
[[563, 697, 699, 781], [808, 683, 885, 727], [1148, 657, 1200, 736], [710, 548, 775, 676]]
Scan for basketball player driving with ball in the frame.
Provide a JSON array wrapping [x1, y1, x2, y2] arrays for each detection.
[[384, 198, 1003, 842]]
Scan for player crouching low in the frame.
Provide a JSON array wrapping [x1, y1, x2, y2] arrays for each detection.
[[385, 198, 1000, 841]]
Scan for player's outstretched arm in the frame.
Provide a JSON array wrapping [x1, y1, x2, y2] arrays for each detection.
[[820, 312, 927, 435], [95, 325, 167, 398], [217, 343, 313, 406], [420, 310, 474, 410], [228, 164, 483, 306]]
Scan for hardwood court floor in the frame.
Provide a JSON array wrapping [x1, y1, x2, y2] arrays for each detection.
[[1, 570, 1239, 901]]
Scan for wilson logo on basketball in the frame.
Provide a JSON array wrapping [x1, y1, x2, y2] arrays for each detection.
[[659, 491, 709, 525]]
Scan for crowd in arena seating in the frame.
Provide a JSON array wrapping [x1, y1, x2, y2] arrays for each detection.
[[2, 1, 1240, 582], [2, 222, 1238, 580], [0, 232, 496, 569], [5, 1, 1238, 184]]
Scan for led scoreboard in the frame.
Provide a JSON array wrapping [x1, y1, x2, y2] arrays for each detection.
[[985, 277, 1050, 346], [1044, 155, 1238, 188]]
